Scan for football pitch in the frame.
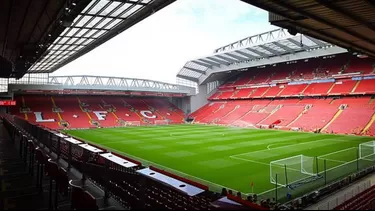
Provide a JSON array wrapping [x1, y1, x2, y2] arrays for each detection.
[[65, 124, 374, 199]]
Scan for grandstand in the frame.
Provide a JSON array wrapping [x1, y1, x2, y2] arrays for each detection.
[[1, 0, 375, 210]]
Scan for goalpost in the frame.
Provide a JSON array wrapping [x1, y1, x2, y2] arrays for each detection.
[[359, 141, 375, 161], [125, 121, 141, 126], [270, 155, 318, 188], [154, 120, 169, 125]]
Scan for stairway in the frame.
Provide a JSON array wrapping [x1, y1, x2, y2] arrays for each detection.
[[230, 90, 239, 99], [327, 83, 336, 94], [76, 97, 93, 124], [361, 111, 375, 134], [321, 109, 344, 132], [51, 97, 63, 126], [21, 96, 28, 120], [218, 105, 239, 121], [300, 84, 310, 95], [260, 87, 271, 97], [258, 105, 281, 124], [287, 105, 311, 127], [369, 96, 375, 105], [351, 80, 361, 93], [276, 87, 285, 97]]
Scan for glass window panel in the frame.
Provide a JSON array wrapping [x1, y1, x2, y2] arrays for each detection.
[[56, 37, 70, 45], [96, 18, 113, 28], [105, 19, 121, 29], [111, 4, 131, 16], [59, 45, 69, 51], [85, 29, 98, 38], [51, 45, 61, 51], [92, 30, 106, 38], [66, 27, 79, 36], [67, 45, 77, 51], [75, 46, 84, 51], [83, 39, 94, 46], [121, 5, 143, 18], [75, 38, 86, 45], [59, 27, 70, 36], [81, 0, 97, 13], [88, 0, 110, 14], [75, 28, 89, 37], [86, 17, 103, 28], [100, 1, 121, 16], [75, 15, 91, 27], [65, 37, 78, 45]]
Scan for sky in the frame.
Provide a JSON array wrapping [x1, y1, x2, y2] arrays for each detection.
[[52, 0, 277, 84]]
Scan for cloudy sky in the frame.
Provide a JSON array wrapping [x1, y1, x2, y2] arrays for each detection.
[[52, 0, 277, 84]]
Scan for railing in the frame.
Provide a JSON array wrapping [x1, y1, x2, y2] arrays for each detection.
[[1, 115, 241, 210]]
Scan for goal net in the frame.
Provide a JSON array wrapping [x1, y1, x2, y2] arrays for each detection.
[[270, 155, 317, 187], [154, 120, 169, 125], [359, 141, 375, 161], [125, 121, 141, 126]]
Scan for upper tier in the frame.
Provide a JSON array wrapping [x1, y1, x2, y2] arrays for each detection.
[[209, 54, 375, 100]]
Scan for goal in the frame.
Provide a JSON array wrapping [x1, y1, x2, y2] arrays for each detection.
[[154, 120, 169, 125], [125, 121, 141, 126], [359, 141, 375, 161], [270, 155, 317, 187]]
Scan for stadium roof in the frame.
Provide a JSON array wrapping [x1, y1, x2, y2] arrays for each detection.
[[8, 75, 195, 95], [29, 0, 174, 73], [0, 0, 174, 78], [177, 28, 346, 84], [241, 0, 375, 58]]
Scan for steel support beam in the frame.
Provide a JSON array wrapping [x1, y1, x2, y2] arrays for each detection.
[[224, 52, 250, 62], [176, 74, 199, 83], [111, 0, 148, 6], [206, 57, 230, 66], [287, 38, 311, 51], [314, 0, 375, 33], [183, 66, 206, 74], [272, 41, 295, 54], [215, 55, 239, 63], [267, 0, 375, 46], [234, 50, 258, 59], [246, 48, 269, 58], [305, 35, 327, 47], [191, 61, 212, 68], [199, 59, 221, 67], [258, 45, 281, 56]]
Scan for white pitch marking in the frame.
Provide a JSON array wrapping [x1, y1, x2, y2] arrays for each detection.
[[229, 156, 301, 173], [317, 147, 357, 159], [234, 139, 348, 157]]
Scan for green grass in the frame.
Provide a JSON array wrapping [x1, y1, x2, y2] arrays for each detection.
[[65, 124, 374, 199]]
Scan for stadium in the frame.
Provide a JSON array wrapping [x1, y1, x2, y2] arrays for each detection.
[[0, 0, 374, 210]]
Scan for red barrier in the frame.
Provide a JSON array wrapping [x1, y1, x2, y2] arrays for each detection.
[[227, 194, 268, 210]]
